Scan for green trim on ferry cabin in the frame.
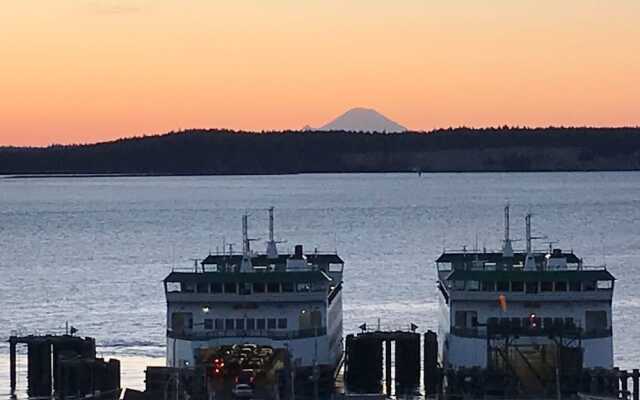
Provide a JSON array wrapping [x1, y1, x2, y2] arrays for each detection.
[[445, 269, 614, 282], [165, 270, 333, 284]]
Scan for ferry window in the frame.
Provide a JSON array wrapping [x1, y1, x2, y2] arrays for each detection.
[[182, 282, 195, 293], [204, 319, 213, 330], [236, 319, 245, 330], [257, 319, 266, 330], [511, 281, 524, 292], [253, 283, 265, 293], [239, 283, 251, 295], [215, 319, 224, 330], [585, 311, 607, 331], [565, 317, 575, 328], [467, 281, 480, 291], [583, 281, 596, 291], [166, 282, 181, 293], [455, 311, 477, 328], [569, 281, 581, 291], [267, 282, 280, 293], [525, 282, 538, 294], [211, 283, 223, 293], [171, 312, 193, 333], [296, 283, 311, 292], [497, 281, 509, 291], [267, 318, 277, 329], [329, 263, 343, 272], [484, 263, 497, 271], [541, 281, 553, 292], [225, 319, 235, 330], [555, 281, 567, 291], [311, 310, 322, 327], [197, 282, 209, 293], [455, 311, 467, 328], [281, 282, 294, 292], [481, 281, 495, 291], [597, 280, 613, 290], [246, 318, 255, 330], [553, 317, 563, 328], [453, 281, 465, 290], [299, 310, 311, 330], [278, 318, 288, 329], [437, 262, 452, 272], [224, 282, 237, 294]]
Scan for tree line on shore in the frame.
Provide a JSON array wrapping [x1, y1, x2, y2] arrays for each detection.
[[1, 127, 639, 174]]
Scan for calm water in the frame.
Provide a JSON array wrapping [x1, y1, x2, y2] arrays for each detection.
[[1, 172, 640, 396]]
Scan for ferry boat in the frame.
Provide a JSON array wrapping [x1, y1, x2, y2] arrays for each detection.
[[436, 206, 615, 378], [163, 208, 345, 378]]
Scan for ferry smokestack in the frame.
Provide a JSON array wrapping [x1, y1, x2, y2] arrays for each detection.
[[287, 244, 308, 270], [294, 244, 303, 259]]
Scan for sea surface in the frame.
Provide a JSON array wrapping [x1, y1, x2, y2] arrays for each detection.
[[1, 172, 640, 396]]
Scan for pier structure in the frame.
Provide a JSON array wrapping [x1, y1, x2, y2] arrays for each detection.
[[342, 325, 640, 400], [344, 327, 421, 396], [8, 334, 120, 399]]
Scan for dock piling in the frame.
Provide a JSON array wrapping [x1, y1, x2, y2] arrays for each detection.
[[384, 339, 392, 396], [423, 330, 439, 396], [9, 338, 16, 394], [633, 369, 639, 400], [621, 369, 629, 399]]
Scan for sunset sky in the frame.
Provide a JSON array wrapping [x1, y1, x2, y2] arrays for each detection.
[[1, 1, 639, 146]]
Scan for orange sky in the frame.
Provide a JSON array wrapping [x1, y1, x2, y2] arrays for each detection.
[[1, 0, 639, 146]]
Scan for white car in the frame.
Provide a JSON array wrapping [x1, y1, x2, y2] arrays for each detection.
[[232, 383, 254, 399]]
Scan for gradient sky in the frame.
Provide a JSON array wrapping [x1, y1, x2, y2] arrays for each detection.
[[1, 0, 639, 146]]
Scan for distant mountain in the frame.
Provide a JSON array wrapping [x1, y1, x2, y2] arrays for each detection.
[[315, 107, 407, 132]]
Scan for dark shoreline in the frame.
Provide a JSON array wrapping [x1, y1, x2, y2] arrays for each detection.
[[3, 169, 640, 180], [2, 128, 640, 176]]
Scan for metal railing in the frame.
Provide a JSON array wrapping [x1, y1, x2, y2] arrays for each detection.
[[167, 327, 327, 341]]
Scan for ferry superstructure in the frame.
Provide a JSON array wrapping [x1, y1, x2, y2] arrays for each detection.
[[163, 208, 344, 377], [436, 206, 614, 374]]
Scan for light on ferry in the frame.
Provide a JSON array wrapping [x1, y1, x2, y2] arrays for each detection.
[[529, 313, 538, 328], [202, 305, 210, 313]]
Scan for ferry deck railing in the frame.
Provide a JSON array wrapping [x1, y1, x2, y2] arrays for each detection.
[[167, 326, 327, 341]]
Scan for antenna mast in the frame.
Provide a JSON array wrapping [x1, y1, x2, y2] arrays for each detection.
[[269, 207, 274, 242], [266, 207, 279, 259], [525, 213, 532, 255], [502, 204, 514, 258], [523, 213, 546, 270], [240, 213, 254, 272], [242, 214, 250, 255]]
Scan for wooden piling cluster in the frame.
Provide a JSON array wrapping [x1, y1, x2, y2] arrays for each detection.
[[423, 330, 440, 396], [344, 330, 421, 394], [8, 334, 120, 399], [344, 333, 383, 393], [614, 368, 640, 400]]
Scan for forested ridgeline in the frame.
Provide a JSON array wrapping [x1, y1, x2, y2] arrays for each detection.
[[1, 127, 640, 174]]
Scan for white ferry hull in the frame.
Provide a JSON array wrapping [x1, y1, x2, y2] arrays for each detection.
[[442, 333, 613, 369]]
